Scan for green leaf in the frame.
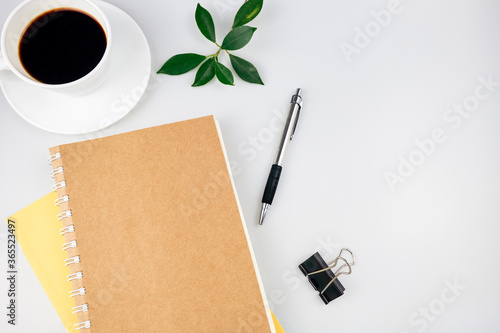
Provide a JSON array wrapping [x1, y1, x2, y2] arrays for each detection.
[[221, 26, 257, 51], [232, 0, 263, 28], [192, 57, 216, 86], [195, 4, 216, 43], [229, 54, 263, 85], [157, 53, 207, 75], [215, 60, 235, 86]]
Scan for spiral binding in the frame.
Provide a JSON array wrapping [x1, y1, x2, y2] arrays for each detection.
[[49, 151, 90, 331], [67, 272, 83, 281], [49, 166, 64, 179], [62, 240, 77, 251], [60, 225, 75, 235], [69, 287, 86, 297], [52, 180, 67, 191], [48, 152, 61, 165], [72, 304, 88, 313], [64, 255, 79, 265], [74, 320, 91, 330], [57, 210, 72, 221], [55, 195, 69, 206]]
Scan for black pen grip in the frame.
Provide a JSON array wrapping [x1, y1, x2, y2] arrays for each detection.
[[262, 164, 282, 204]]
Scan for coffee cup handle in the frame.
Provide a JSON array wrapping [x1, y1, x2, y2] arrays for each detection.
[[0, 53, 9, 72]]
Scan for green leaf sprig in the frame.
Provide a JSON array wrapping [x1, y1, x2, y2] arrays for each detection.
[[157, 0, 264, 87]]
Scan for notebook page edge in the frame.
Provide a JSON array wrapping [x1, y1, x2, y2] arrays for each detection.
[[214, 118, 277, 333]]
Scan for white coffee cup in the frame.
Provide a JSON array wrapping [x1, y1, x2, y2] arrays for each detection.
[[0, 0, 112, 95]]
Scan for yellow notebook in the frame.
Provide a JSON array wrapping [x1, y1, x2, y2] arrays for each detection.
[[6, 192, 78, 332], [272, 312, 285, 333]]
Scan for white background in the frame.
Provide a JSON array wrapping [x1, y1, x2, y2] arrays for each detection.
[[1, 0, 500, 332]]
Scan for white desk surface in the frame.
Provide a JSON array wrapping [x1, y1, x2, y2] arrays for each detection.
[[1, 0, 500, 332]]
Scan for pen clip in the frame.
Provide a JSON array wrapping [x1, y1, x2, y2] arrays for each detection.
[[290, 89, 302, 140], [290, 107, 301, 140]]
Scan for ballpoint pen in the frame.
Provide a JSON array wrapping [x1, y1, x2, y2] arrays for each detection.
[[259, 88, 303, 225]]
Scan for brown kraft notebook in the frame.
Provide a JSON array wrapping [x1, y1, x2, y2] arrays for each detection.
[[49, 116, 275, 332]]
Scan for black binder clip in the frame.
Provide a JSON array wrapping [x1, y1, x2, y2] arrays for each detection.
[[298, 248, 355, 304]]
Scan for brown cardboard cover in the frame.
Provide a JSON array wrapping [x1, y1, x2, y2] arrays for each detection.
[[49, 116, 273, 332]]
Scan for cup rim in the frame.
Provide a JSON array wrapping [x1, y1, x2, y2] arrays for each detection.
[[0, 0, 112, 89]]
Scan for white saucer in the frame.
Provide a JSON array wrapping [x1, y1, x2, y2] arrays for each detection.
[[0, 1, 151, 135]]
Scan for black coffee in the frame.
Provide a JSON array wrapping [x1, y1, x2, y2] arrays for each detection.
[[19, 9, 107, 84]]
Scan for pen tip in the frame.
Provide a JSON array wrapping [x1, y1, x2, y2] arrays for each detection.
[[296, 88, 302, 96], [259, 203, 269, 225]]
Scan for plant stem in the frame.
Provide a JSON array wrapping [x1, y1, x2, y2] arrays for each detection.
[[209, 48, 223, 58]]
